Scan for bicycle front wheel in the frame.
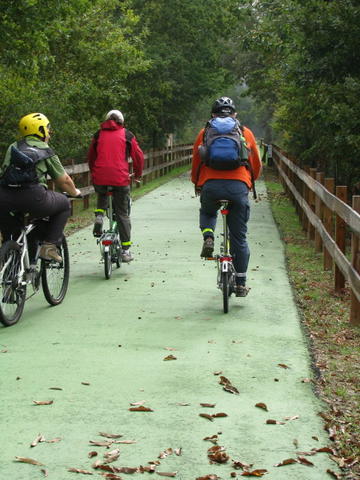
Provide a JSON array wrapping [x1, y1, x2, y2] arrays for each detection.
[[0, 241, 26, 326], [104, 250, 112, 279], [41, 236, 70, 305], [221, 271, 230, 314]]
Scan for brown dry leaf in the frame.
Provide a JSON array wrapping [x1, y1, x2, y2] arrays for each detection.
[[92, 463, 120, 473], [46, 437, 61, 444], [156, 473, 177, 477], [33, 400, 53, 406], [213, 371, 222, 376], [41, 469, 49, 477], [266, 419, 285, 425], [89, 440, 113, 447], [30, 434, 46, 447], [129, 401, 145, 406], [139, 465, 157, 473], [118, 467, 138, 473], [326, 470, 343, 479], [199, 413, 213, 421], [99, 432, 123, 439], [219, 376, 240, 394], [196, 476, 220, 480], [232, 460, 253, 470], [207, 445, 229, 464], [163, 354, 177, 361], [301, 378, 313, 383], [67, 467, 93, 474], [174, 448, 182, 456], [81, 382, 90, 386], [312, 436, 319, 441], [165, 347, 177, 351], [203, 435, 218, 444], [315, 447, 335, 454], [103, 448, 120, 463], [277, 363, 290, 369], [240, 470, 268, 477], [15, 456, 44, 466], [49, 387, 63, 390], [255, 403, 268, 411], [200, 403, 216, 408], [88, 451, 98, 458], [212, 412, 228, 418], [158, 448, 173, 459], [274, 458, 297, 467], [99, 474, 122, 480], [117, 440, 136, 444], [297, 456, 314, 466], [129, 406, 153, 412], [284, 415, 299, 421]]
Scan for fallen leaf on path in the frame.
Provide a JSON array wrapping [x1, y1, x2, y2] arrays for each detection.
[[207, 445, 229, 464], [88, 451, 98, 458], [297, 456, 314, 466], [68, 467, 93, 474], [293, 439, 299, 448], [158, 448, 173, 459], [89, 440, 113, 447], [203, 435, 218, 444], [199, 413, 214, 421], [315, 447, 335, 454], [30, 434, 46, 447], [277, 363, 290, 369], [174, 448, 182, 456], [164, 347, 177, 351], [312, 436, 319, 441], [213, 371, 222, 375], [81, 382, 90, 386], [156, 473, 177, 477], [99, 432, 123, 439], [103, 448, 120, 463], [41, 469, 48, 477], [129, 406, 153, 412], [200, 403, 216, 408], [301, 378, 313, 383], [49, 387, 63, 390], [240, 470, 268, 477], [255, 403, 268, 411], [33, 400, 53, 406], [212, 412, 228, 418], [219, 375, 239, 394], [284, 415, 299, 421], [176, 402, 190, 406], [196, 476, 220, 480], [99, 474, 122, 479], [117, 440, 136, 444], [266, 419, 285, 425], [163, 355, 177, 361], [15, 456, 44, 466], [326, 470, 343, 479], [46, 437, 61, 444], [274, 458, 297, 467]]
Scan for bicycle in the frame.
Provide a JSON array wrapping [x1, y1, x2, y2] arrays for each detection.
[[96, 187, 124, 279], [205, 200, 236, 313], [0, 216, 70, 327]]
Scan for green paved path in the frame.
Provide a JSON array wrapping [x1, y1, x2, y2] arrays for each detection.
[[1, 176, 337, 479]]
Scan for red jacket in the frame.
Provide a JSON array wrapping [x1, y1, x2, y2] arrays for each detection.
[[87, 120, 144, 186]]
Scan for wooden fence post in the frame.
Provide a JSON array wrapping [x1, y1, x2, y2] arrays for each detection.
[[302, 166, 310, 233], [315, 172, 324, 252], [323, 178, 335, 270], [350, 196, 360, 325], [307, 168, 317, 240], [335, 186, 347, 292]]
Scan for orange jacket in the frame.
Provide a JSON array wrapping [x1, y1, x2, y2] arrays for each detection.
[[191, 125, 262, 189]]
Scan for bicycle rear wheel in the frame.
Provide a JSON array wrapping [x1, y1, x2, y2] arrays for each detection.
[[104, 250, 112, 279], [221, 271, 230, 314], [41, 236, 70, 305], [0, 241, 26, 326]]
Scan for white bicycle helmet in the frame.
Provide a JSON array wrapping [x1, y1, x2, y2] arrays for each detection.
[[105, 110, 124, 124]]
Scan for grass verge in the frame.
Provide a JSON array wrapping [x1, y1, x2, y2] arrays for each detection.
[[264, 166, 360, 480], [65, 164, 191, 235]]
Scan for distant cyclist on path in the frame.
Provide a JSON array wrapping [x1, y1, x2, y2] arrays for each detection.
[[87, 110, 144, 263], [191, 97, 262, 297]]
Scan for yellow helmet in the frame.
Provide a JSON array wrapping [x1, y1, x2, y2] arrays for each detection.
[[18, 113, 51, 140]]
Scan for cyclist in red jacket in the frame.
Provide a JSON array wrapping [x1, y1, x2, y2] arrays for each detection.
[[87, 110, 144, 262]]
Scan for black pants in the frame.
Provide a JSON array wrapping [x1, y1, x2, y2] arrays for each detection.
[[94, 185, 131, 247], [0, 184, 71, 245]]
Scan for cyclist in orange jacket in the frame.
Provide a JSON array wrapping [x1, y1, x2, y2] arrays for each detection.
[[191, 97, 262, 297]]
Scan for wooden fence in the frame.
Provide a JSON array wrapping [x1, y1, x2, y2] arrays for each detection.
[[272, 145, 360, 325], [56, 143, 193, 210]]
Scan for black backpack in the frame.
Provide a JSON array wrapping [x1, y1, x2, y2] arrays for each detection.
[[0, 139, 54, 188]]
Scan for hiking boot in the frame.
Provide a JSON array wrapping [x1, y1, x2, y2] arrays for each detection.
[[93, 215, 104, 237], [121, 250, 133, 263], [200, 237, 214, 258], [39, 243, 62, 263], [235, 285, 250, 297]]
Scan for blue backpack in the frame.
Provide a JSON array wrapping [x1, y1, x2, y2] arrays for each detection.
[[199, 117, 249, 170]]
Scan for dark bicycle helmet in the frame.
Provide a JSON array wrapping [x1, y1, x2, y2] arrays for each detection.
[[211, 96, 236, 115]]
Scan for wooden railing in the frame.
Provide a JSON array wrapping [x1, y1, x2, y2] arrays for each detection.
[[54, 143, 193, 210], [272, 145, 360, 325]]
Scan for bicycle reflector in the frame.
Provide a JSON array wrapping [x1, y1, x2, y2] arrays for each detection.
[[102, 239, 113, 246]]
